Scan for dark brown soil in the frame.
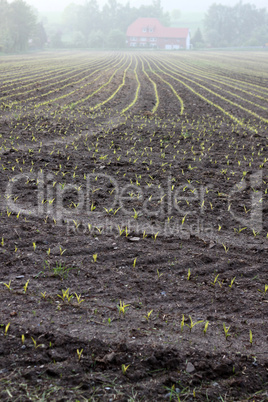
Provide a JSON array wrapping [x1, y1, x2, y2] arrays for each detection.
[[0, 51, 267, 401]]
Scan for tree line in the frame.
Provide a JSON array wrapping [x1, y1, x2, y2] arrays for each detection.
[[0, 0, 267, 52], [193, 1, 268, 48], [0, 0, 46, 52], [57, 0, 169, 49]]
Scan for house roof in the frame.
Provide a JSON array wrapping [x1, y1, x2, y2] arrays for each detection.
[[126, 18, 189, 39]]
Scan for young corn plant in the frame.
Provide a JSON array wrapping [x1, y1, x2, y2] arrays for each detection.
[[117, 300, 130, 317], [77, 348, 83, 361], [222, 243, 229, 253], [121, 364, 130, 375], [74, 293, 84, 305], [31, 337, 41, 349], [187, 268, 191, 281], [58, 288, 73, 303], [223, 323, 231, 340], [249, 330, 253, 346], [23, 279, 30, 293], [3, 280, 12, 291], [185, 316, 204, 332], [92, 253, 97, 263], [203, 321, 209, 335], [181, 314, 185, 332], [157, 269, 163, 279], [258, 284, 268, 294], [229, 277, 236, 289], [211, 274, 219, 286], [4, 323, 10, 336], [144, 310, 153, 322]]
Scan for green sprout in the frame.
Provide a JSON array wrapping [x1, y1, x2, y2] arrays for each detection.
[[144, 310, 153, 322], [203, 321, 209, 335], [117, 300, 130, 316], [223, 323, 231, 340], [3, 280, 12, 291], [77, 348, 83, 361], [187, 268, 191, 281], [23, 279, 30, 293], [229, 277, 236, 288], [185, 315, 204, 332], [121, 364, 130, 375], [4, 323, 10, 336], [249, 330, 253, 345]]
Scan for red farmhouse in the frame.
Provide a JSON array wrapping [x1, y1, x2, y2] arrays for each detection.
[[126, 18, 190, 50]]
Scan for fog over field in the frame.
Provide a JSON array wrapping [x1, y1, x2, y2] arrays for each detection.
[[17, 0, 268, 13]]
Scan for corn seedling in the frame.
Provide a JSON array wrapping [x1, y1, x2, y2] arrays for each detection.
[[249, 330, 253, 345], [133, 257, 137, 268], [58, 288, 73, 303], [31, 337, 41, 349], [21, 334, 25, 345], [157, 269, 163, 279], [23, 279, 29, 293], [144, 310, 153, 322], [118, 226, 125, 236], [187, 268, 191, 280], [153, 232, 159, 241], [77, 348, 83, 360], [181, 214, 187, 226], [229, 277, 236, 288], [223, 323, 231, 340], [92, 253, 97, 263], [181, 314, 185, 332], [59, 247, 66, 256], [203, 321, 209, 335], [74, 293, 84, 304], [222, 243, 229, 253], [211, 274, 219, 286], [185, 315, 204, 332], [117, 300, 130, 316], [3, 280, 12, 291], [258, 284, 268, 294], [132, 209, 139, 219], [4, 322, 10, 336], [121, 364, 130, 375]]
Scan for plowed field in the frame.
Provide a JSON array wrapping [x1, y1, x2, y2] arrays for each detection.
[[0, 51, 267, 401]]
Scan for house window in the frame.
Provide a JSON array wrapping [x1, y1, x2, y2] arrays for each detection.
[[150, 37, 156, 42], [149, 27, 154, 32], [131, 37, 137, 41], [142, 27, 147, 33], [140, 37, 147, 41]]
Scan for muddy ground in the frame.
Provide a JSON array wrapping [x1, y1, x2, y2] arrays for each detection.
[[0, 52, 267, 401]]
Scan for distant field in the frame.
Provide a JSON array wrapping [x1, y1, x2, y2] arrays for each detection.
[[0, 51, 267, 401]]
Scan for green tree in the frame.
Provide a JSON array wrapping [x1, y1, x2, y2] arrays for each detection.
[[0, 0, 11, 52], [108, 28, 126, 48], [191, 27, 204, 48], [88, 29, 105, 48], [8, 0, 37, 51], [31, 22, 47, 49], [204, 2, 267, 47], [78, 0, 101, 41]]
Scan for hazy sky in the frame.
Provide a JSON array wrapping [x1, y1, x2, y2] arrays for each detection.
[[22, 0, 268, 14]]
